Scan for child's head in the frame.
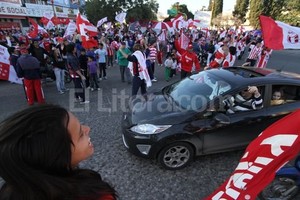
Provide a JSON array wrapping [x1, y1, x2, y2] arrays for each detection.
[[80, 49, 86, 55], [87, 56, 93, 62]]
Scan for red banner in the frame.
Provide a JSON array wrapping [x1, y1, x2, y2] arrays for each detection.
[[206, 110, 300, 200], [0, 22, 21, 30]]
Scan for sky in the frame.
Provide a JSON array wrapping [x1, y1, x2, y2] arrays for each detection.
[[157, 0, 237, 16]]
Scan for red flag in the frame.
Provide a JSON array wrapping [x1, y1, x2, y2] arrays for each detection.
[[205, 109, 300, 200], [76, 13, 98, 49], [259, 15, 300, 50], [27, 18, 38, 38]]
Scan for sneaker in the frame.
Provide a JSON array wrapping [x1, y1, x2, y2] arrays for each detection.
[[97, 88, 100, 91], [104, 77, 107, 80], [59, 91, 65, 94], [86, 86, 90, 89], [152, 78, 157, 82], [80, 100, 90, 104], [90, 88, 94, 91], [62, 88, 70, 92], [99, 78, 102, 81]]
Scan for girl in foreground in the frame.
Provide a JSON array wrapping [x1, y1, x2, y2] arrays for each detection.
[[0, 104, 117, 200]]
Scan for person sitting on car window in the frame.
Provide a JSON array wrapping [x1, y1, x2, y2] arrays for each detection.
[[223, 86, 263, 113], [271, 90, 285, 106]]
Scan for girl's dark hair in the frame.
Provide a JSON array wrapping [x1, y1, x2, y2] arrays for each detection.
[[0, 104, 116, 200]]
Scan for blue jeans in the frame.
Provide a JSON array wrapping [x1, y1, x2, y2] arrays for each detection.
[[54, 68, 66, 92]]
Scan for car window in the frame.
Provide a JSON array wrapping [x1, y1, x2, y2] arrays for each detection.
[[271, 85, 300, 106], [166, 71, 232, 111], [221, 86, 265, 114]]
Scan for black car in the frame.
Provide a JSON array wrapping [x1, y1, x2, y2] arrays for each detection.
[[121, 67, 300, 170]]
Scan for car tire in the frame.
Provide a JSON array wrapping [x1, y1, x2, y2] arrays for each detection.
[[158, 142, 194, 170]]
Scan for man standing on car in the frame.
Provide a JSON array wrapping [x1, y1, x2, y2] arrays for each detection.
[[16, 47, 45, 105]]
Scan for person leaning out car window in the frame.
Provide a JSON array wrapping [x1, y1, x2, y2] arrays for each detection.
[[223, 86, 263, 114]]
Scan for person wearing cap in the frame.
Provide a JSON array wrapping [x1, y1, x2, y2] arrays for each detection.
[[16, 47, 45, 105], [175, 40, 201, 79], [117, 41, 132, 84]]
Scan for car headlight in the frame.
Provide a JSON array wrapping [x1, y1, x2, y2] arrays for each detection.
[[130, 124, 172, 135]]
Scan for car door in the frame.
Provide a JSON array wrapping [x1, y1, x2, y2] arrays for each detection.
[[201, 108, 268, 154], [200, 85, 269, 154]]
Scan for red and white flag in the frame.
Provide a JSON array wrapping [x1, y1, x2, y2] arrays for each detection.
[[76, 13, 98, 49], [0, 45, 22, 84], [180, 30, 190, 50], [260, 15, 300, 50], [27, 18, 38, 38], [40, 12, 55, 30], [64, 21, 77, 38], [97, 17, 107, 28], [205, 109, 300, 200], [115, 12, 127, 23]]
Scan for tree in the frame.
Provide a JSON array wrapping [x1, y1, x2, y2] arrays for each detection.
[[163, 3, 194, 22], [207, 0, 213, 11], [85, 0, 158, 25], [278, 0, 300, 26], [248, 0, 286, 29], [211, 0, 223, 26], [248, 0, 263, 28], [232, 0, 249, 23]]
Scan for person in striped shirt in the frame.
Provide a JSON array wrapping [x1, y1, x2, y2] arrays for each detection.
[[223, 86, 263, 114], [246, 39, 263, 66]]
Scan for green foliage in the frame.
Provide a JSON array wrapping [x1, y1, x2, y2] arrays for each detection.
[[248, 0, 263, 28], [84, 0, 158, 25], [211, 0, 223, 26], [207, 0, 213, 11], [278, 0, 300, 26], [232, 0, 249, 23]]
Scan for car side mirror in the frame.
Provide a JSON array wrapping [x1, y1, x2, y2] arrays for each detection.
[[213, 113, 230, 125]]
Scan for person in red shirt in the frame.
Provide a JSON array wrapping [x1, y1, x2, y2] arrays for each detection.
[[0, 104, 117, 200], [175, 41, 201, 79]]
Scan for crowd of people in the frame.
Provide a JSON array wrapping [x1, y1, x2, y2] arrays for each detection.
[[0, 23, 272, 105]]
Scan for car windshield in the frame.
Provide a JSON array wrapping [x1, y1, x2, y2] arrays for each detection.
[[165, 71, 232, 111]]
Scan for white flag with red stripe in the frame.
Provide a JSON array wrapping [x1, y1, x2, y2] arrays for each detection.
[[63, 21, 77, 38], [259, 15, 300, 50], [180, 30, 190, 50], [76, 13, 98, 49], [0, 45, 22, 84]]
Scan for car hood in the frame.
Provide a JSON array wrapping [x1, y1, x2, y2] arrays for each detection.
[[128, 93, 195, 125]]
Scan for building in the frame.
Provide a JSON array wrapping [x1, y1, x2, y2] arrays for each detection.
[[0, 0, 85, 32]]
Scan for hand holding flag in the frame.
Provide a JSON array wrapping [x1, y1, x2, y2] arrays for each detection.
[[115, 12, 127, 23]]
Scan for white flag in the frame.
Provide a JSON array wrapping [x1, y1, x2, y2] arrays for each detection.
[[64, 21, 77, 38], [105, 22, 112, 32], [115, 12, 127, 23], [97, 17, 108, 27]]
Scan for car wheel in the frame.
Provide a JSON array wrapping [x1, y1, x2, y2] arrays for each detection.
[[158, 142, 194, 170]]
